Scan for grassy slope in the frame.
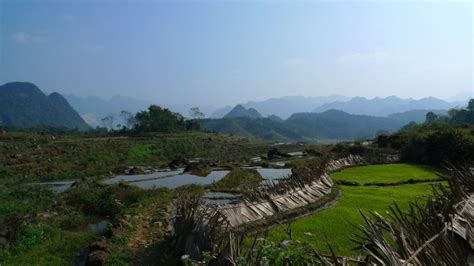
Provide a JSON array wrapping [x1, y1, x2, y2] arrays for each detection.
[[266, 164, 440, 256], [0, 132, 273, 186], [0, 226, 95, 265], [331, 163, 440, 184], [210, 168, 263, 192]]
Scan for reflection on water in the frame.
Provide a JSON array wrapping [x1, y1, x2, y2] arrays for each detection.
[[130, 170, 230, 189], [268, 161, 289, 168], [85, 219, 110, 235], [257, 168, 292, 181], [103, 169, 184, 185], [30, 181, 75, 193], [202, 191, 241, 205], [31, 167, 293, 192], [287, 151, 306, 157], [75, 219, 110, 266]]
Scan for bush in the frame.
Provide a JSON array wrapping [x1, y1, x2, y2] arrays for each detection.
[[393, 123, 474, 165], [55, 208, 89, 229], [133, 105, 199, 133], [63, 181, 141, 218]]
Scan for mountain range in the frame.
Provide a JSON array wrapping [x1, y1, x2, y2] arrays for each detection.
[[313, 96, 461, 117], [199, 96, 463, 141], [2, 81, 468, 140], [200, 109, 408, 142], [210, 95, 349, 118], [201, 96, 468, 141], [0, 82, 90, 130], [64, 92, 465, 127]]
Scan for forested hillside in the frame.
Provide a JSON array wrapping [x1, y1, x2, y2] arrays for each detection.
[[200, 109, 406, 141], [0, 82, 90, 130]]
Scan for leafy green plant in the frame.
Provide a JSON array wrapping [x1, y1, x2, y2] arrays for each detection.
[[241, 238, 326, 265]]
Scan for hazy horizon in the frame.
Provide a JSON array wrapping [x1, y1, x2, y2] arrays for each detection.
[[59, 92, 473, 107], [1, 1, 472, 106]]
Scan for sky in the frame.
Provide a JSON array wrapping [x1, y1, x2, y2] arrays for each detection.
[[0, 0, 472, 106]]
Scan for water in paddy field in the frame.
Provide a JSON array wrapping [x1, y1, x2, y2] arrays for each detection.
[[29, 181, 75, 193], [256, 168, 292, 182], [30, 167, 293, 191], [202, 191, 241, 205], [103, 169, 184, 185], [106, 167, 292, 189], [75, 219, 111, 266], [121, 170, 231, 189]]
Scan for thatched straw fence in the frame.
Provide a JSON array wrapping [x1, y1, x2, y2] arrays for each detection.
[[216, 154, 396, 228]]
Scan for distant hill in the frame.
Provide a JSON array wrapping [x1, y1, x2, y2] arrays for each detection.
[[64, 94, 152, 127], [0, 82, 90, 130], [200, 117, 304, 141], [200, 109, 406, 141], [224, 104, 263, 119], [267, 114, 284, 122], [210, 106, 233, 118], [286, 110, 405, 140], [242, 95, 350, 118], [313, 96, 457, 117], [387, 109, 448, 124]]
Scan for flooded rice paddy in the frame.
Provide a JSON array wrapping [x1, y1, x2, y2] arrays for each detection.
[[32, 167, 292, 193]]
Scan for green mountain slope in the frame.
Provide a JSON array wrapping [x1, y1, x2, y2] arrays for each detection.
[[286, 110, 405, 140], [223, 104, 263, 119], [387, 109, 447, 124], [200, 117, 303, 141], [0, 82, 90, 130], [201, 109, 406, 141]]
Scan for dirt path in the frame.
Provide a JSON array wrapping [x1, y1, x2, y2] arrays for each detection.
[[126, 203, 173, 251]]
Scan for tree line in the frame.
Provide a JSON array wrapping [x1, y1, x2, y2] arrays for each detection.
[[99, 105, 201, 134], [1, 105, 203, 135], [377, 99, 474, 165]]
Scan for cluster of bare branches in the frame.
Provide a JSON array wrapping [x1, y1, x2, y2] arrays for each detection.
[[173, 192, 244, 264]]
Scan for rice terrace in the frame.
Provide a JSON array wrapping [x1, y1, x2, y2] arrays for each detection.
[[1, 1, 473, 265], [266, 164, 442, 256]]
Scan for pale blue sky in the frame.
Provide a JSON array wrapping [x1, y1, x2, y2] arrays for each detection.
[[0, 0, 472, 106]]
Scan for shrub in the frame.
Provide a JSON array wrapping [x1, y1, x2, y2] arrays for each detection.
[[393, 124, 474, 165], [63, 181, 141, 218]]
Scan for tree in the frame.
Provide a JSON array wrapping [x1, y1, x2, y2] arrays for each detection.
[[447, 98, 474, 125], [101, 114, 115, 130], [189, 107, 205, 120], [425, 112, 438, 124], [119, 110, 136, 129], [468, 99, 474, 112], [448, 108, 459, 118], [134, 105, 190, 133]]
